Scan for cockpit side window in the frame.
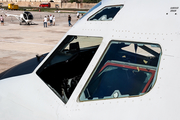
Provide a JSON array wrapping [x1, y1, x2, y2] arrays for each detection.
[[79, 41, 161, 101], [37, 36, 102, 104], [88, 5, 123, 21], [23, 13, 27, 19], [24, 12, 33, 20], [80, 2, 102, 20], [28, 14, 33, 20]]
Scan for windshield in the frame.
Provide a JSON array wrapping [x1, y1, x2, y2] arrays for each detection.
[[24, 12, 33, 20], [80, 41, 161, 101]]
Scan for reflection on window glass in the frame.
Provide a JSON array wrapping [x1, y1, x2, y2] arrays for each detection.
[[80, 41, 161, 101], [37, 36, 102, 104], [88, 5, 123, 21]]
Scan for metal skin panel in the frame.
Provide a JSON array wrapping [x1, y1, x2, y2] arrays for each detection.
[[56, 0, 180, 119], [0, 73, 64, 120], [65, 55, 180, 120], [1, 0, 180, 119]]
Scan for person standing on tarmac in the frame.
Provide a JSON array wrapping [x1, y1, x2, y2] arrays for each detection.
[[0, 15, 4, 26], [68, 15, 72, 27], [77, 12, 80, 20], [43, 16, 47, 28], [49, 14, 53, 26], [53, 15, 55, 26]]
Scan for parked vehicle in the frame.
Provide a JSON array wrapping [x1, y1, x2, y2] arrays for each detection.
[[8, 3, 19, 10], [39, 3, 51, 8]]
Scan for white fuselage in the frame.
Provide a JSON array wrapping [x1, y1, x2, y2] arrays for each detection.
[[0, 0, 180, 120]]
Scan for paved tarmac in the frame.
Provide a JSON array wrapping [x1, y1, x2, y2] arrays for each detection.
[[0, 10, 78, 73]]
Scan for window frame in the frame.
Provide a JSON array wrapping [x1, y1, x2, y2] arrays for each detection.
[[87, 5, 124, 21], [36, 35, 103, 104]]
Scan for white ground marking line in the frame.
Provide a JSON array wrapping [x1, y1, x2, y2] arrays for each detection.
[[0, 39, 55, 46]]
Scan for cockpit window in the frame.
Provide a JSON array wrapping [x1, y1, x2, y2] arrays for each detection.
[[88, 5, 123, 21], [79, 41, 161, 101], [37, 36, 102, 104], [24, 12, 33, 20], [80, 2, 102, 20], [23, 13, 27, 19]]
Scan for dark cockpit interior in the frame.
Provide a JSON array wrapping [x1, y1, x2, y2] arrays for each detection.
[[37, 36, 102, 103], [23, 12, 33, 20]]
